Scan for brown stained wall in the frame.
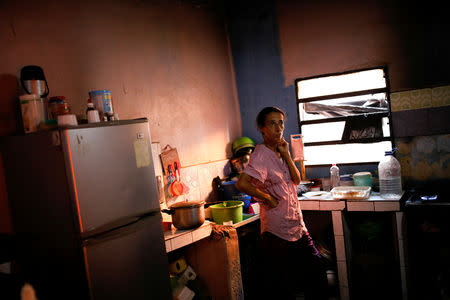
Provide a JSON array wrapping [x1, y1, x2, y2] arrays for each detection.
[[0, 0, 240, 233], [269, 0, 450, 182], [276, 0, 450, 91]]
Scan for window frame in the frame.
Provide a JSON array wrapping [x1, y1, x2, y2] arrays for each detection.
[[294, 66, 395, 165]]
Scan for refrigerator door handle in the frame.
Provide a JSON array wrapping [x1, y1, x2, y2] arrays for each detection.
[[80, 209, 160, 240]]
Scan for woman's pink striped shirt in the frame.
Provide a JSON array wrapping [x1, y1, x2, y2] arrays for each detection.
[[243, 144, 305, 241]]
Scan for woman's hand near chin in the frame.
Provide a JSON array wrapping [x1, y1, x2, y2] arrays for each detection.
[[277, 137, 290, 159]]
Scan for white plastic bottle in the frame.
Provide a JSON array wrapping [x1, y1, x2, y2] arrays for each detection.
[[330, 164, 340, 189], [378, 149, 402, 200]]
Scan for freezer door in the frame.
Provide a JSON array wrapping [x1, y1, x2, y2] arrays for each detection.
[[62, 121, 160, 232], [82, 213, 172, 300]]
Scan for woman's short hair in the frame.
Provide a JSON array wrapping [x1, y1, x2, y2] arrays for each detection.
[[256, 106, 286, 128]]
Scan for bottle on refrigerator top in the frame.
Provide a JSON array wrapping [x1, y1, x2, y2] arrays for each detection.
[[330, 164, 340, 189], [86, 99, 100, 123], [86, 99, 95, 114], [378, 148, 402, 200]]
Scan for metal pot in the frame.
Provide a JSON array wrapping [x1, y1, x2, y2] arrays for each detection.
[[162, 200, 206, 230]]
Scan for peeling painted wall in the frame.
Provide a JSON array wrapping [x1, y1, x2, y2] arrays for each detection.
[[392, 86, 450, 187], [277, 0, 450, 91], [227, 0, 450, 180], [397, 134, 450, 186], [0, 0, 240, 163], [0, 0, 241, 233]]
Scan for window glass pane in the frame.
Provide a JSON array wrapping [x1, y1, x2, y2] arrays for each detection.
[[382, 117, 391, 137], [301, 122, 346, 143], [303, 141, 392, 165], [302, 118, 390, 143], [299, 93, 388, 121], [297, 68, 386, 99]]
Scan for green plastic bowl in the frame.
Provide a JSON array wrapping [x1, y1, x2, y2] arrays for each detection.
[[210, 201, 244, 225]]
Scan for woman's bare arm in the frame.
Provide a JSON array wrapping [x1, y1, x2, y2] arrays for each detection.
[[236, 173, 278, 208], [277, 138, 301, 185]]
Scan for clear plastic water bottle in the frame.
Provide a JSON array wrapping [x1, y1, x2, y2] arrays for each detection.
[[330, 164, 340, 189], [378, 148, 402, 199]]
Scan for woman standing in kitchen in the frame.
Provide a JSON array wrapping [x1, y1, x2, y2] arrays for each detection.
[[236, 106, 328, 300]]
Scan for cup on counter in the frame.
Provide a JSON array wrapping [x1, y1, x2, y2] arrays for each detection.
[[87, 110, 100, 123], [57, 114, 78, 126]]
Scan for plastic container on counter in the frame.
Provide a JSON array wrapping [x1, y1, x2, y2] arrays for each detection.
[[378, 149, 402, 200], [331, 186, 371, 200], [353, 172, 373, 187]]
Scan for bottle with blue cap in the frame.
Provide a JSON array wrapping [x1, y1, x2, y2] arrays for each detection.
[[378, 148, 402, 199]]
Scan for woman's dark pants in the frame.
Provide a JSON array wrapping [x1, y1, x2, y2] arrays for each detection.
[[260, 231, 329, 300]]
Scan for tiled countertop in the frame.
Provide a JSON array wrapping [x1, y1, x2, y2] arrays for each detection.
[[163, 214, 260, 252], [164, 220, 213, 252], [298, 197, 345, 211], [164, 192, 402, 252], [163, 194, 405, 300], [299, 191, 404, 300], [299, 191, 402, 211]]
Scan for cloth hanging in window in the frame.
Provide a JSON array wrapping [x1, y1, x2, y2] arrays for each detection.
[[341, 114, 383, 142]]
